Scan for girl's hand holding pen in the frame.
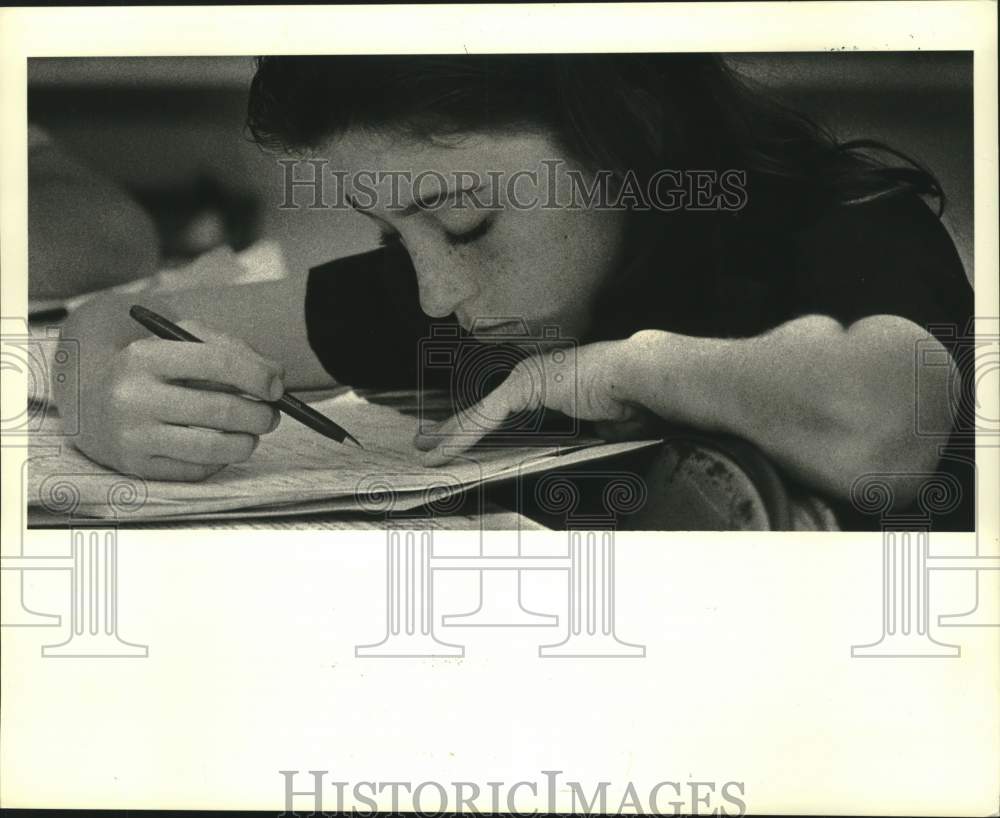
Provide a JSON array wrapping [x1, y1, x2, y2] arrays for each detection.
[[76, 320, 285, 481]]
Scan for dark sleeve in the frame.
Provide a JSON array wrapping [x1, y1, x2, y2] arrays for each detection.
[[789, 193, 973, 351], [304, 242, 457, 389]]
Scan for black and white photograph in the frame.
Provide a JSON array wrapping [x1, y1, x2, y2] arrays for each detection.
[[2, 3, 997, 816], [20, 47, 980, 532]]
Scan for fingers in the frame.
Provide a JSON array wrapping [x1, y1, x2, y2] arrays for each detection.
[[417, 405, 496, 466], [136, 381, 280, 434], [125, 328, 285, 401], [142, 456, 228, 482], [75, 321, 288, 483], [418, 373, 530, 466], [145, 424, 259, 465], [415, 347, 653, 466], [178, 321, 285, 389]]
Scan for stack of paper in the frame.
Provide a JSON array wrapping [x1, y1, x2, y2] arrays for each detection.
[[27, 389, 662, 523]]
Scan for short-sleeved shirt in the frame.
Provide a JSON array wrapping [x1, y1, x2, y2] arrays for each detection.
[[304, 189, 975, 530]]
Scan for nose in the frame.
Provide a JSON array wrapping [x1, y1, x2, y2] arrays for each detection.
[[409, 246, 476, 319]]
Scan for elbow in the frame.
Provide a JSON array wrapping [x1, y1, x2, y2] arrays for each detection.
[[825, 399, 948, 508], [813, 316, 956, 507]]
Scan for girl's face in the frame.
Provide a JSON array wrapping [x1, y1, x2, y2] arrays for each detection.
[[328, 127, 629, 341]]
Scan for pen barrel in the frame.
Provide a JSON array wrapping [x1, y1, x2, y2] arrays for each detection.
[[129, 305, 203, 343], [275, 393, 352, 444]]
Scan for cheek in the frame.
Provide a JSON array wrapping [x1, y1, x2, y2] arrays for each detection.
[[484, 221, 575, 305], [477, 210, 622, 320], [514, 211, 620, 296]]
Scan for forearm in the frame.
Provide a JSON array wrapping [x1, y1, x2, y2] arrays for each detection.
[[618, 315, 953, 502], [54, 276, 335, 424]]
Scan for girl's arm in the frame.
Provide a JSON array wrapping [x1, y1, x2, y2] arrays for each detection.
[[418, 313, 957, 507], [55, 275, 336, 480], [619, 314, 956, 503]]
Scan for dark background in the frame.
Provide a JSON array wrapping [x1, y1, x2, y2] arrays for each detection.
[[27, 52, 974, 281]]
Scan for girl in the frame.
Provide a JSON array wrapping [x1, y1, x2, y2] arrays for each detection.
[[54, 54, 974, 529]]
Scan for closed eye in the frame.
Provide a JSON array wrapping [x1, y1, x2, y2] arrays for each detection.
[[377, 217, 494, 250], [445, 218, 493, 247]]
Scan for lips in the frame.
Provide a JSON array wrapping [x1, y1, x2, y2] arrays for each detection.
[[468, 321, 522, 338]]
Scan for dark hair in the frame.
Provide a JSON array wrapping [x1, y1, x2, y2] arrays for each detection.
[[246, 53, 944, 216]]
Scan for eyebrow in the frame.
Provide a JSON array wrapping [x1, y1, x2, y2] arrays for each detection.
[[347, 183, 484, 218]]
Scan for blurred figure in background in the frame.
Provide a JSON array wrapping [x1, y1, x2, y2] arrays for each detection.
[[28, 124, 160, 302]]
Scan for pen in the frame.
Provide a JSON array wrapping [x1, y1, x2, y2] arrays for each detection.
[[129, 304, 363, 448]]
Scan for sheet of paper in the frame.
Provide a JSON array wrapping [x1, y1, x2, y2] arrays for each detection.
[[28, 390, 662, 520]]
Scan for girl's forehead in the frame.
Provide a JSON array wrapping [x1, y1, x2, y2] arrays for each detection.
[[326, 127, 561, 172]]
